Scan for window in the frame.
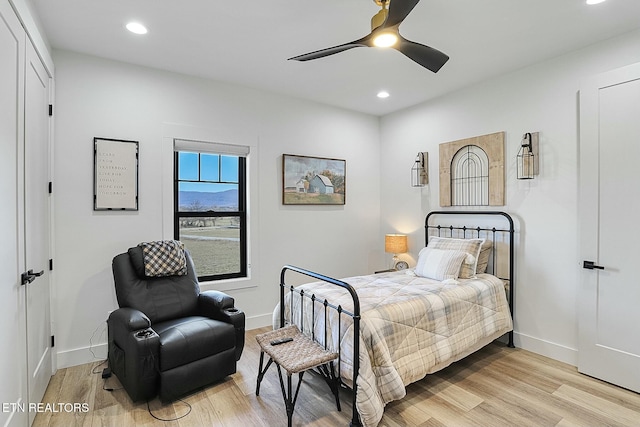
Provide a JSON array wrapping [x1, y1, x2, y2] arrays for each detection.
[[174, 139, 248, 281]]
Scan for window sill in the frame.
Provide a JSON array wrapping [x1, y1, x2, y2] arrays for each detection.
[[199, 275, 256, 292]]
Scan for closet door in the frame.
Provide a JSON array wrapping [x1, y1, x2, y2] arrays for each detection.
[[0, 2, 28, 426], [578, 62, 640, 393], [24, 35, 53, 424]]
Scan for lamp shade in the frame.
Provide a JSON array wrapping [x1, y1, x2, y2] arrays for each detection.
[[385, 234, 407, 254]]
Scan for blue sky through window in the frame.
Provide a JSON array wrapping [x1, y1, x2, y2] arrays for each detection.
[[178, 152, 238, 193]]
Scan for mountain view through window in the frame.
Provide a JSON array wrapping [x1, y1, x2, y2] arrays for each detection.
[[174, 151, 246, 280]]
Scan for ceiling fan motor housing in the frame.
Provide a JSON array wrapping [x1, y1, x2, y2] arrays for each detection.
[[371, 7, 388, 31], [371, 0, 390, 31]]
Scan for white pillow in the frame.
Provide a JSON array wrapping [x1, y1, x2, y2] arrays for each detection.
[[415, 247, 468, 281]]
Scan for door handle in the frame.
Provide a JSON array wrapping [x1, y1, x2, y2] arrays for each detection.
[[21, 269, 44, 285], [583, 260, 605, 270]]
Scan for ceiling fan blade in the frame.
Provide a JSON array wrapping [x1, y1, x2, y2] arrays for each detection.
[[383, 0, 421, 28], [394, 36, 449, 73], [288, 36, 372, 62]]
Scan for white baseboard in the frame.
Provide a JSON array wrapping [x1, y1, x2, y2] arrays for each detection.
[[57, 343, 107, 369], [514, 331, 578, 366], [57, 322, 577, 370], [246, 312, 273, 330], [57, 313, 275, 369]]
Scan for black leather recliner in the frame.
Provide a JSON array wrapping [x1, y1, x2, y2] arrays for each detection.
[[107, 245, 245, 402]]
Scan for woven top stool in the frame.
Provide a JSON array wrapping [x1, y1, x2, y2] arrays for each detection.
[[255, 325, 340, 427]]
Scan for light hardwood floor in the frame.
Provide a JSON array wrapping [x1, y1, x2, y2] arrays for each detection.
[[34, 327, 640, 427]]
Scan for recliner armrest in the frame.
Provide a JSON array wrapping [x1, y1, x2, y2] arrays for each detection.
[[109, 307, 151, 331], [107, 308, 159, 401], [198, 291, 245, 361], [222, 307, 245, 361], [198, 290, 235, 314]]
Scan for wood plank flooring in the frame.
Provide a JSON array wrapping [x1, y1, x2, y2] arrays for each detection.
[[34, 327, 640, 427]]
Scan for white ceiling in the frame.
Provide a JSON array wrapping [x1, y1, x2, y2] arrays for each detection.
[[31, 0, 640, 116]]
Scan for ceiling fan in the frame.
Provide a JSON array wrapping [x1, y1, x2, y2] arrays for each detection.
[[288, 0, 449, 73]]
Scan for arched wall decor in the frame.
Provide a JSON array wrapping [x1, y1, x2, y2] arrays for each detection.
[[451, 145, 490, 206], [439, 131, 505, 207]]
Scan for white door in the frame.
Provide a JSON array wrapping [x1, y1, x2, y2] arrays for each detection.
[[578, 62, 640, 393], [24, 35, 53, 423], [0, 2, 28, 426]]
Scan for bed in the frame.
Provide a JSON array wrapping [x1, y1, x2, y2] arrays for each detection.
[[273, 211, 515, 427]]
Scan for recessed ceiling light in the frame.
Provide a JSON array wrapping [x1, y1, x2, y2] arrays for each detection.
[[586, 0, 607, 5], [377, 91, 390, 99], [126, 22, 148, 35]]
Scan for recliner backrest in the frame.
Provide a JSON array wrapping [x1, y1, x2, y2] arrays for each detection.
[[112, 247, 200, 323]]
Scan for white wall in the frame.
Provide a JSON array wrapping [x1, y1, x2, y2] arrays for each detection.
[[52, 50, 381, 368], [379, 29, 640, 365]]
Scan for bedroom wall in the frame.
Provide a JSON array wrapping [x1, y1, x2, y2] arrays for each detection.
[[378, 29, 640, 365], [52, 50, 381, 368]]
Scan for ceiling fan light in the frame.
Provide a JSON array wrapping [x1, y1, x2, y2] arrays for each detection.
[[373, 32, 398, 48]]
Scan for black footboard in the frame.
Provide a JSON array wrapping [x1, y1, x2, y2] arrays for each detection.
[[279, 265, 362, 427]]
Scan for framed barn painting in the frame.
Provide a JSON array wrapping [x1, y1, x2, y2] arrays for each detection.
[[282, 154, 346, 205]]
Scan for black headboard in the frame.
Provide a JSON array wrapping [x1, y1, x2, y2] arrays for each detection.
[[425, 210, 515, 347]]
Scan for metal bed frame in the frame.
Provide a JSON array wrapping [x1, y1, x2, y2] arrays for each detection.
[[278, 211, 515, 427]]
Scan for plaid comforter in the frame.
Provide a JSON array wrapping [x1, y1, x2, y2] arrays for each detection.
[[275, 270, 513, 427]]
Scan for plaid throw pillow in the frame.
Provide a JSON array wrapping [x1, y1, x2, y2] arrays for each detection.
[[139, 240, 187, 277]]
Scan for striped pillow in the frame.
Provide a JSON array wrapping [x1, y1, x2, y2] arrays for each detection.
[[415, 247, 468, 281], [476, 240, 493, 274], [427, 237, 485, 278]]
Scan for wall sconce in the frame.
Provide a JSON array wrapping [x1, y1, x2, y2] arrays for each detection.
[[385, 234, 408, 270], [411, 152, 428, 187], [517, 132, 539, 180]]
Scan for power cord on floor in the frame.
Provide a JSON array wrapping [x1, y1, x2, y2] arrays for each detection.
[[102, 382, 124, 392], [96, 340, 192, 422], [91, 359, 107, 375], [142, 339, 192, 422], [146, 398, 192, 422], [98, 364, 124, 392], [98, 364, 189, 420]]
